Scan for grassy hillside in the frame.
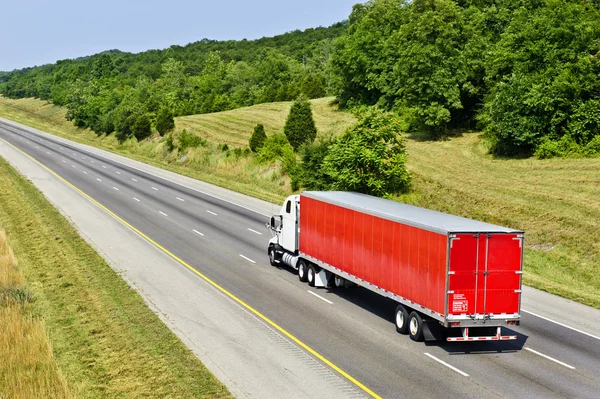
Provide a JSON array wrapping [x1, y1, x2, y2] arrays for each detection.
[[0, 96, 598, 308], [0, 152, 230, 397]]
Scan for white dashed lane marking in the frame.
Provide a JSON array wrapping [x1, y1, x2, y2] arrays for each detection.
[[133, 197, 140, 202], [176, 197, 185, 202], [307, 290, 333, 304], [239, 254, 256, 264], [113, 187, 119, 191], [247, 228, 262, 235], [524, 348, 575, 370], [206, 210, 218, 216], [193, 229, 204, 236], [96, 178, 102, 182], [159, 211, 168, 217]]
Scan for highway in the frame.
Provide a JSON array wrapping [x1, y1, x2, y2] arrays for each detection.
[[1, 118, 599, 399]]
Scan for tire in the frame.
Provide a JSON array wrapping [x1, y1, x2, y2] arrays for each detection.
[[298, 260, 308, 282], [409, 311, 424, 342], [268, 247, 277, 266], [334, 275, 346, 288], [395, 304, 410, 335], [307, 265, 318, 287]]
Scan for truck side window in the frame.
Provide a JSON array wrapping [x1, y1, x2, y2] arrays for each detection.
[[286, 200, 291, 214]]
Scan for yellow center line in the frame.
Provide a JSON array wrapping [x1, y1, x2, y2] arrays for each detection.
[[0, 136, 382, 399]]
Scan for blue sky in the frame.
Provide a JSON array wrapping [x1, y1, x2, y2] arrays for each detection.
[[0, 0, 360, 72]]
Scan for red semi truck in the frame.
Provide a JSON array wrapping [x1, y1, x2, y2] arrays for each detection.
[[267, 191, 523, 342]]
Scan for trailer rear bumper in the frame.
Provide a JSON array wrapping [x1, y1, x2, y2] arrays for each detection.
[[447, 327, 517, 342]]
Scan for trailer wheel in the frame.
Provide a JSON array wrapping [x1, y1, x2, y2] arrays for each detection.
[[298, 260, 308, 282], [268, 247, 277, 266], [307, 265, 318, 287], [334, 275, 346, 288], [394, 305, 410, 335], [408, 311, 424, 342]]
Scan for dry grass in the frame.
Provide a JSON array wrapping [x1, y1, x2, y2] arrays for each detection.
[[0, 157, 231, 398], [0, 230, 71, 399]]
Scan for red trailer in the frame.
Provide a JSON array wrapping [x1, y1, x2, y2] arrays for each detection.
[[268, 191, 523, 342]]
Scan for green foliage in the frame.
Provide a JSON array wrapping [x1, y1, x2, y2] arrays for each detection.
[[165, 134, 175, 152], [0, 23, 346, 137], [132, 114, 152, 141], [155, 107, 175, 136], [296, 136, 336, 190], [536, 134, 600, 159], [177, 129, 206, 152], [249, 124, 267, 152], [283, 95, 317, 151], [481, 1, 600, 156], [323, 109, 411, 197]]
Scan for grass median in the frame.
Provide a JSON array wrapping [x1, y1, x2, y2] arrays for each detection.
[[0, 156, 231, 398]]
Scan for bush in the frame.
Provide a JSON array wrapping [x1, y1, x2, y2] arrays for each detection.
[[535, 135, 584, 159], [155, 107, 175, 136], [116, 114, 138, 143], [177, 129, 206, 152], [165, 134, 175, 152], [584, 135, 600, 157], [323, 109, 411, 197], [249, 124, 267, 152], [133, 114, 152, 141], [296, 137, 336, 190], [283, 95, 317, 151]]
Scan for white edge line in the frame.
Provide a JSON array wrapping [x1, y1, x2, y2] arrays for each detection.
[[3, 120, 272, 218], [159, 211, 168, 217], [524, 348, 575, 370], [192, 229, 204, 236], [307, 290, 333, 304], [247, 228, 262, 235], [133, 197, 140, 202], [239, 254, 256, 264], [206, 210, 218, 216], [522, 309, 600, 341], [424, 353, 469, 377]]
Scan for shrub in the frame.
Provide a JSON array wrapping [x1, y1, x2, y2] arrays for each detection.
[[178, 129, 206, 152], [155, 107, 175, 136], [283, 95, 317, 151], [584, 135, 600, 157], [249, 124, 267, 152], [165, 134, 175, 152], [323, 109, 411, 197], [296, 137, 336, 190], [132, 114, 152, 141]]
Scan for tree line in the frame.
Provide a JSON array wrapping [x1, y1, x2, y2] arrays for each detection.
[[1, 1, 599, 157]]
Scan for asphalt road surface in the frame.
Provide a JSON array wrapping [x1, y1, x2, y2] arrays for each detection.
[[1, 118, 599, 399]]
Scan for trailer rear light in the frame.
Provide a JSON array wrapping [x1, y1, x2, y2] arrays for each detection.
[[506, 320, 516, 325], [450, 322, 461, 327]]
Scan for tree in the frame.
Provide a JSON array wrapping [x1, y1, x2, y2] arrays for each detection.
[[155, 107, 175, 136], [296, 136, 336, 190], [284, 95, 317, 151], [481, 0, 600, 156], [249, 123, 267, 152], [132, 114, 152, 141], [323, 109, 411, 197]]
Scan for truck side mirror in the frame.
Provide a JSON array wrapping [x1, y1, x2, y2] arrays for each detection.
[[270, 216, 276, 229]]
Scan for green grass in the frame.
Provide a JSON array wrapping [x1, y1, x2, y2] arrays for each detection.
[[0, 156, 231, 398], [1, 96, 599, 308]]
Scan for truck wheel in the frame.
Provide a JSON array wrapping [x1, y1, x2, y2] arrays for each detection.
[[307, 265, 318, 287], [395, 304, 410, 334], [298, 260, 308, 282], [268, 247, 277, 266], [408, 311, 424, 342]]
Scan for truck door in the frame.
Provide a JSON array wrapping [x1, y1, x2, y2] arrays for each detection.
[[279, 197, 299, 252], [448, 233, 522, 319]]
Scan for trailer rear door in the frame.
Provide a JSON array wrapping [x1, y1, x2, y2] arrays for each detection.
[[448, 233, 522, 319]]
